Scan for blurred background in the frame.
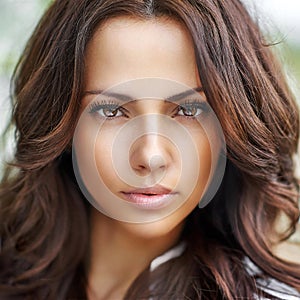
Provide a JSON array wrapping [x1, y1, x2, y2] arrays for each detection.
[[0, 0, 299, 260]]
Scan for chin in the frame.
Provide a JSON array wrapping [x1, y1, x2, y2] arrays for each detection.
[[120, 213, 186, 241]]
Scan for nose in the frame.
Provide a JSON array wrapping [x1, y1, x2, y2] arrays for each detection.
[[129, 133, 173, 177]]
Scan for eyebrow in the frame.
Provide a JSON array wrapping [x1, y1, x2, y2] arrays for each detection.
[[83, 86, 204, 102], [166, 86, 204, 102]]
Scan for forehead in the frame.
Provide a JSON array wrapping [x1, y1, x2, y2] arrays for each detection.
[[84, 16, 200, 92], [93, 16, 192, 46]]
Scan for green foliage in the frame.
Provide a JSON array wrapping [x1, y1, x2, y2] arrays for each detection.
[[0, 0, 52, 78], [285, 46, 300, 83], [276, 43, 300, 102]]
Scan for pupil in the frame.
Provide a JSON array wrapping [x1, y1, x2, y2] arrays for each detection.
[[104, 108, 117, 117], [184, 106, 196, 116]]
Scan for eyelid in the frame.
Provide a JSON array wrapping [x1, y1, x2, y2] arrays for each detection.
[[88, 99, 126, 114], [87, 98, 208, 117], [173, 99, 210, 117], [171, 98, 207, 110]]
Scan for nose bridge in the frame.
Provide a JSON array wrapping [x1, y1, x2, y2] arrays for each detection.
[[142, 111, 171, 151], [141, 131, 165, 158], [130, 115, 172, 174], [143, 112, 160, 137]]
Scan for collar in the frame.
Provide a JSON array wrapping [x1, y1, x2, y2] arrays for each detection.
[[150, 241, 187, 272]]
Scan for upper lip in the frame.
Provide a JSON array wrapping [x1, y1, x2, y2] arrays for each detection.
[[122, 185, 173, 195]]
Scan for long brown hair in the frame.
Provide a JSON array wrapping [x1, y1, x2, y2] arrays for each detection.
[[1, 0, 299, 299]]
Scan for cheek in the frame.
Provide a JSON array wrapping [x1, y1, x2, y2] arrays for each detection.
[[196, 134, 212, 188], [188, 134, 212, 210], [178, 123, 212, 201], [163, 136, 212, 232], [94, 127, 120, 187]]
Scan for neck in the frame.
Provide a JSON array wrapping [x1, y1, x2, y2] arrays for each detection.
[[86, 207, 183, 300]]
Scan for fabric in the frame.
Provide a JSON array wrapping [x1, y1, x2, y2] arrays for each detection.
[[150, 242, 186, 272]]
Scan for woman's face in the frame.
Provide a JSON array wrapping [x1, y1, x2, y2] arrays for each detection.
[[74, 16, 223, 238]]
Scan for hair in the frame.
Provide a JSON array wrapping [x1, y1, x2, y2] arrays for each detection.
[[0, 0, 299, 299]]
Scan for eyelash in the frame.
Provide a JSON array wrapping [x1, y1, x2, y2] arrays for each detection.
[[88, 99, 209, 119], [175, 100, 209, 118], [88, 100, 128, 118]]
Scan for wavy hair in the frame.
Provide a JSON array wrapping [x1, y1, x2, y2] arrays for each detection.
[[0, 0, 299, 299]]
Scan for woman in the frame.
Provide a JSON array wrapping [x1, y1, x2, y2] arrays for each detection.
[[0, 0, 299, 299]]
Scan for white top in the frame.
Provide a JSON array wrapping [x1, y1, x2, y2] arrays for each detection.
[[150, 243, 300, 299]]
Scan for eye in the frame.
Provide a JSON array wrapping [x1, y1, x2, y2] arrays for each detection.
[[98, 106, 123, 118], [88, 101, 127, 119], [176, 101, 208, 118]]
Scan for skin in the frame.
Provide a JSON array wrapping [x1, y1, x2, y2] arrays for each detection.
[[80, 16, 212, 299]]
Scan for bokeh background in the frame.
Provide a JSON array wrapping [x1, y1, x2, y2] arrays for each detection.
[[0, 0, 299, 260]]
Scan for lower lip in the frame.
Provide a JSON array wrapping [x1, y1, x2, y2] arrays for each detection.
[[121, 192, 176, 210]]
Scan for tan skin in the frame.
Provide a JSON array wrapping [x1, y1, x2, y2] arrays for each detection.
[[80, 16, 212, 299]]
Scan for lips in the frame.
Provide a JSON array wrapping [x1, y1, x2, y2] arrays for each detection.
[[125, 185, 172, 195], [121, 185, 177, 209]]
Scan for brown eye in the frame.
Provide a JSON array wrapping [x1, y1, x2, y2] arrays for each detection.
[[179, 106, 199, 117], [102, 107, 121, 117], [89, 102, 125, 118], [177, 102, 207, 117]]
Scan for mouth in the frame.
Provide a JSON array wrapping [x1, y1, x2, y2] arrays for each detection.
[[120, 185, 177, 210]]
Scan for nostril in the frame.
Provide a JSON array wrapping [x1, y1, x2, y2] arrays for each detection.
[[149, 154, 165, 171], [137, 164, 147, 170]]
